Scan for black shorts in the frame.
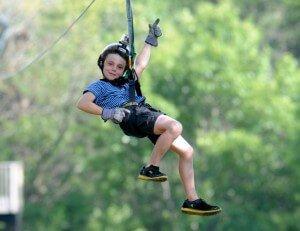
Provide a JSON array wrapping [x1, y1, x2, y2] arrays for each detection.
[[119, 103, 163, 144]]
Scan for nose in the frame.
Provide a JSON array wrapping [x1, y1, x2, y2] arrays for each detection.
[[111, 65, 117, 72]]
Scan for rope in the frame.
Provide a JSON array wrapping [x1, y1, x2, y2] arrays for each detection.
[[125, 0, 135, 67], [0, 0, 97, 80], [125, 0, 142, 101]]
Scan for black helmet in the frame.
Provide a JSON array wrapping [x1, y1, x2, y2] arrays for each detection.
[[97, 35, 130, 71]]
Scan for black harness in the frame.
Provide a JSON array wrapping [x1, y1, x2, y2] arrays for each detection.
[[100, 69, 142, 100], [101, 0, 142, 104]]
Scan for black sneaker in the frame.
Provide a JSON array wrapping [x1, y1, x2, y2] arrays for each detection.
[[181, 198, 221, 216], [138, 165, 168, 182]]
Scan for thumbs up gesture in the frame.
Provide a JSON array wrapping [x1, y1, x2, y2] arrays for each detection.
[[145, 18, 162, 47]]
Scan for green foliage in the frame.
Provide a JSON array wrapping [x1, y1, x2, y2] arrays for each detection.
[[0, 0, 299, 230]]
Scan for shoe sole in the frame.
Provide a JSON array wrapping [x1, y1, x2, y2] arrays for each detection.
[[181, 207, 221, 216], [138, 175, 168, 182]]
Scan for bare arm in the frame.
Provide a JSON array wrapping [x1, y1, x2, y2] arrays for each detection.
[[76, 92, 103, 115], [134, 19, 162, 78], [134, 43, 152, 78]]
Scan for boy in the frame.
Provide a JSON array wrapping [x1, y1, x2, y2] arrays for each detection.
[[76, 19, 221, 216]]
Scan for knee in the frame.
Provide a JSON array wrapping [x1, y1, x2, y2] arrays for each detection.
[[168, 121, 182, 137], [183, 146, 194, 160]]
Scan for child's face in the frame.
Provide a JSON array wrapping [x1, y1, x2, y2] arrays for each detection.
[[103, 53, 127, 80]]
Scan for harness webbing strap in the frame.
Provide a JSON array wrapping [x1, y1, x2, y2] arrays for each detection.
[[125, 0, 136, 63], [128, 79, 136, 102], [125, 0, 143, 102]]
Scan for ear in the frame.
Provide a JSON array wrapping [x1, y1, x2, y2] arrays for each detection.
[[99, 60, 103, 68], [98, 55, 104, 69], [98, 54, 104, 69]]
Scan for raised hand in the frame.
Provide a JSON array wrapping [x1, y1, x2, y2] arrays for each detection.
[[145, 18, 162, 47]]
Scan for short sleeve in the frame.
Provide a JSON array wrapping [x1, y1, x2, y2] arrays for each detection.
[[83, 81, 103, 98]]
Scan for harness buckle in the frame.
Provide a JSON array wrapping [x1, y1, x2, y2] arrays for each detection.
[[123, 101, 138, 107]]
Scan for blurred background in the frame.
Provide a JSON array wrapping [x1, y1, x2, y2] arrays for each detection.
[[0, 0, 299, 230]]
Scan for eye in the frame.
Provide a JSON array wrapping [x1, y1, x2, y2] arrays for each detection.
[[117, 65, 124, 70]]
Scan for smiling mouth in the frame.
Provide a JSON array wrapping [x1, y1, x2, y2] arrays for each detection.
[[108, 72, 117, 77]]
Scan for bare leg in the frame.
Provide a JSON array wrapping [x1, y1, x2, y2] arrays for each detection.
[[170, 136, 199, 201], [148, 115, 182, 166]]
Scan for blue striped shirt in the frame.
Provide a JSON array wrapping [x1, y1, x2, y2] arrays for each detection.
[[84, 80, 145, 109]]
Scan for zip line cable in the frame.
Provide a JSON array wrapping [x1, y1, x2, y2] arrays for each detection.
[[0, 0, 97, 80]]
